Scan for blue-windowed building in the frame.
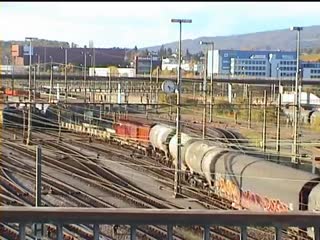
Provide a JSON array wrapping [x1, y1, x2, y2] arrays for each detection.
[[208, 49, 300, 78], [207, 49, 320, 79], [301, 62, 320, 79]]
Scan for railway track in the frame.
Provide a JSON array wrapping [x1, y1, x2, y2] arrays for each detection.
[[1, 125, 310, 240], [2, 131, 185, 239]]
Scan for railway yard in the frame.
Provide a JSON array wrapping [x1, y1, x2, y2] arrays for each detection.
[[1, 77, 320, 240]]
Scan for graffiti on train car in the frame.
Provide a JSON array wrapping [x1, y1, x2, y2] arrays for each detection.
[[215, 178, 289, 212]]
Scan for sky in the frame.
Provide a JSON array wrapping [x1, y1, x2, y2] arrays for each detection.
[[1, 1, 320, 49]]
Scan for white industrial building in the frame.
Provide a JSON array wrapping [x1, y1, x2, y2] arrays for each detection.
[[0, 65, 28, 74], [89, 67, 135, 77], [281, 92, 320, 106], [161, 58, 192, 72]]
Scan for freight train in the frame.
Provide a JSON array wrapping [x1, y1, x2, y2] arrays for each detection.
[[2, 106, 320, 214], [115, 121, 320, 238], [108, 118, 320, 215], [145, 123, 320, 213]]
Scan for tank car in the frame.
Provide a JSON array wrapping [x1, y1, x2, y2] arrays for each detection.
[[310, 111, 320, 125], [149, 124, 175, 160], [184, 140, 227, 187], [213, 151, 320, 212], [169, 132, 196, 170]]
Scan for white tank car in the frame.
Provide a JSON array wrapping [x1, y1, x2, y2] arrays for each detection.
[[169, 133, 196, 170], [308, 181, 320, 211], [185, 140, 227, 187], [149, 124, 175, 156]]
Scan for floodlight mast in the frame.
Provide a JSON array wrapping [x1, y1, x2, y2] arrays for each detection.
[[290, 26, 303, 165], [171, 18, 192, 198]]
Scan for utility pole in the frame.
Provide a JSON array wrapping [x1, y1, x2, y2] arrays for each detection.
[[22, 109, 26, 143], [276, 90, 282, 161], [84, 48, 87, 103], [58, 109, 61, 142], [11, 56, 15, 93], [149, 52, 153, 104], [108, 71, 112, 112], [37, 54, 40, 78], [35, 145, 42, 207], [33, 65, 36, 101], [248, 91, 252, 129], [34, 145, 43, 239], [26, 103, 32, 145], [200, 41, 214, 131], [290, 26, 303, 165], [64, 48, 68, 103], [200, 41, 208, 139], [193, 82, 196, 100], [25, 37, 38, 146], [171, 18, 192, 198], [262, 90, 267, 152], [93, 46, 96, 103], [199, 42, 215, 123], [156, 66, 159, 113], [82, 46, 87, 103], [49, 56, 53, 103]]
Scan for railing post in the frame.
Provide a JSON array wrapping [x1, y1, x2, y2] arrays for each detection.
[[93, 224, 99, 240], [274, 226, 282, 240], [130, 225, 137, 240], [19, 223, 26, 240], [240, 226, 247, 240], [167, 225, 173, 240], [203, 225, 210, 240], [56, 224, 63, 240]]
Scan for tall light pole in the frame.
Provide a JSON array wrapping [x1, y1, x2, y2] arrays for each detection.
[[25, 37, 38, 101], [290, 26, 303, 165], [171, 18, 192, 198], [25, 37, 38, 146]]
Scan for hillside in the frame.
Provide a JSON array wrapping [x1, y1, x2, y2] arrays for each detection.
[[301, 54, 320, 62], [1, 39, 70, 63], [143, 25, 320, 54]]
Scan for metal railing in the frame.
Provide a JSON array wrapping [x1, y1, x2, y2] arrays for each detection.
[[1, 207, 320, 240]]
